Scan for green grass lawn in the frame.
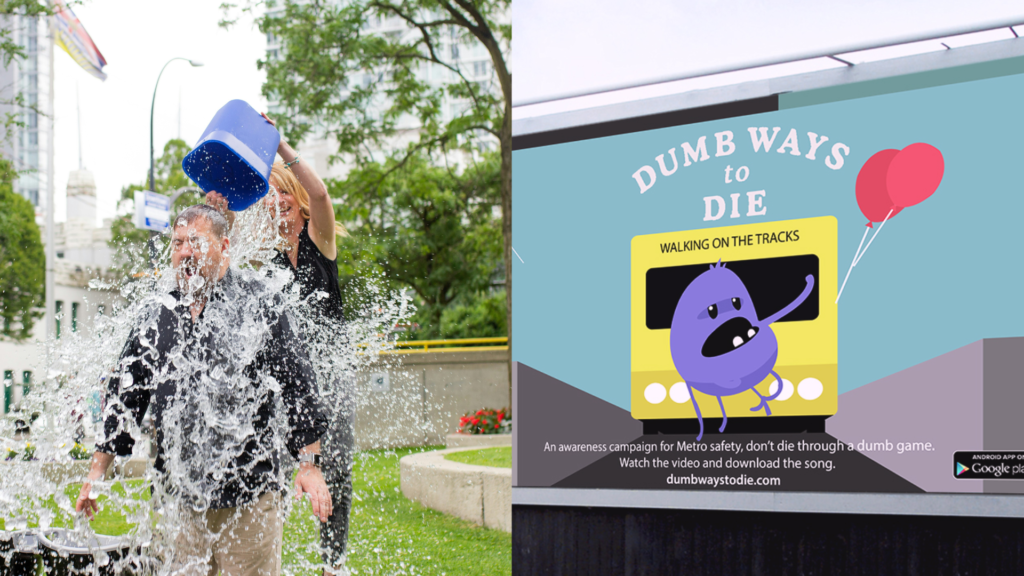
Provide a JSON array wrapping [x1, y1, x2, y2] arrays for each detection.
[[0, 479, 149, 536], [444, 447, 511, 468], [1, 447, 511, 575], [287, 447, 510, 575]]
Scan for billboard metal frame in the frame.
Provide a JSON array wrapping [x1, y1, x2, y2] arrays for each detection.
[[512, 35, 1024, 518], [512, 19, 1024, 107], [513, 35, 1024, 138], [512, 487, 1024, 518]]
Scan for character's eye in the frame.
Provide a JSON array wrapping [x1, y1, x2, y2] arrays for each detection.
[[732, 298, 741, 310], [707, 304, 718, 319]]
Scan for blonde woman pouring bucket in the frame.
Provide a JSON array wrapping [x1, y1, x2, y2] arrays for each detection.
[[207, 113, 354, 576]]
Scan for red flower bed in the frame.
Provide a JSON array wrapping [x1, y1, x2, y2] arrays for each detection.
[[458, 407, 511, 435]]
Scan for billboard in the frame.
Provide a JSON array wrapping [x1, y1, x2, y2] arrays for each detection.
[[512, 59, 1024, 496]]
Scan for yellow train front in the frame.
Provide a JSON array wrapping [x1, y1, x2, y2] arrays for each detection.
[[630, 216, 838, 434]]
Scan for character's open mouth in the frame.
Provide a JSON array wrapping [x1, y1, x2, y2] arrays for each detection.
[[701, 317, 759, 357]]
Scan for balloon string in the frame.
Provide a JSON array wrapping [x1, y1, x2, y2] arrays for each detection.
[[835, 226, 870, 304], [853, 208, 894, 267], [836, 208, 895, 304]]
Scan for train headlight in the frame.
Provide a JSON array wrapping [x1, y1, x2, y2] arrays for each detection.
[[769, 379, 794, 401], [669, 382, 691, 403], [798, 378, 823, 400], [644, 382, 667, 404]]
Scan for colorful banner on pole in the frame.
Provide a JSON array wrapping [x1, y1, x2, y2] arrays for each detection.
[[53, 0, 107, 81]]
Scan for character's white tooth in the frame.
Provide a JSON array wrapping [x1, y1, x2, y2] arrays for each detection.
[[748, 328, 756, 338], [732, 336, 744, 347]]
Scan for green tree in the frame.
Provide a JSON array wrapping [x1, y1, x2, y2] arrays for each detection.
[[109, 139, 200, 275], [0, 158, 43, 340], [230, 0, 512, 341], [0, 3, 72, 340], [334, 150, 502, 338], [439, 288, 505, 338], [118, 138, 195, 200]]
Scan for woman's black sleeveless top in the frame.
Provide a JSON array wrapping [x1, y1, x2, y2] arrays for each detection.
[[272, 220, 344, 322]]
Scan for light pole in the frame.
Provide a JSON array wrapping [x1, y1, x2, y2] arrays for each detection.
[[147, 58, 202, 267], [150, 57, 203, 192]]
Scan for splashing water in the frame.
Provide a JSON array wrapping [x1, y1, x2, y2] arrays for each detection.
[[0, 200, 415, 575]]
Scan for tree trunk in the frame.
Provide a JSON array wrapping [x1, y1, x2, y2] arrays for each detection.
[[463, 5, 514, 412], [501, 101, 512, 412]]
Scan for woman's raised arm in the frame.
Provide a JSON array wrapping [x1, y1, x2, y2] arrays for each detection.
[[263, 112, 337, 260]]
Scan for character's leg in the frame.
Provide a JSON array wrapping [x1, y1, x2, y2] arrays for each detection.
[[717, 396, 728, 433], [687, 382, 705, 441], [764, 371, 785, 402], [749, 371, 784, 416]]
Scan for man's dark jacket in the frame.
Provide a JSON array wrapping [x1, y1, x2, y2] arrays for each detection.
[[97, 270, 326, 509]]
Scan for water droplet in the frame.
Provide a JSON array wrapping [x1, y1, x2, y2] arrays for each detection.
[[95, 550, 110, 566]]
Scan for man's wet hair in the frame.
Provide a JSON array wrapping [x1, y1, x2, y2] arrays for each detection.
[[173, 204, 228, 238]]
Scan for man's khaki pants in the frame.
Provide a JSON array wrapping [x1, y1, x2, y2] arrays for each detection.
[[163, 491, 284, 576]]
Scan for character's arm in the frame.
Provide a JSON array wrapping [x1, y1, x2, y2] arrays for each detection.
[[761, 274, 815, 325]]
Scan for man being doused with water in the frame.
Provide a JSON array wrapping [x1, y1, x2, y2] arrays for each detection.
[[208, 112, 354, 576], [76, 205, 332, 576]]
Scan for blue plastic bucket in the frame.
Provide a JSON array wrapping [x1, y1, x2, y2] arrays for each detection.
[[182, 100, 281, 211]]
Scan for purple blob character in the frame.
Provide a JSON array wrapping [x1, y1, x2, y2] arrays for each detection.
[[669, 261, 814, 440]]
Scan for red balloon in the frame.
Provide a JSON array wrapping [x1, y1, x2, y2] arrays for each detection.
[[887, 143, 944, 208], [856, 149, 902, 224]]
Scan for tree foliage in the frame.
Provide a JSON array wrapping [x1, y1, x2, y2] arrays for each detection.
[[438, 288, 505, 339], [118, 139, 196, 201], [231, 0, 512, 340], [334, 150, 503, 338], [0, 158, 43, 340], [255, 0, 508, 157]]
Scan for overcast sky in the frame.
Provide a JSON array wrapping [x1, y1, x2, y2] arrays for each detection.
[[53, 0, 268, 224]]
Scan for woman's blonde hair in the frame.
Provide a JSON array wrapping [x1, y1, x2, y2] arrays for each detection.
[[269, 161, 348, 237]]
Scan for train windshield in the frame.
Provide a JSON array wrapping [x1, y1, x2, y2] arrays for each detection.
[[645, 254, 819, 330]]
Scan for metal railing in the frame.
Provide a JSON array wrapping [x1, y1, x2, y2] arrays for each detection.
[[367, 337, 508, 354]]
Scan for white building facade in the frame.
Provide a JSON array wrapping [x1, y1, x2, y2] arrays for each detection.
[[1, 168, 118, 415], [0, 14, 53, 208]]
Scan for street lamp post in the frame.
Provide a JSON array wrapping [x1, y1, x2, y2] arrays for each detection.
[[150, 57, 203, 192], [147, 58, 202, 266]]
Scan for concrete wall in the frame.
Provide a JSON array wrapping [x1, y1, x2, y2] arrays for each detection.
[[445, 433, 511, 448], [5, 345, 509, 452], [400, 447, 511, 532], [354, 349, 510, 450]]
